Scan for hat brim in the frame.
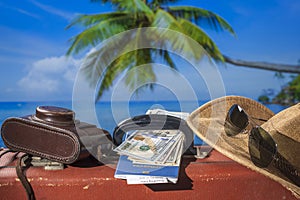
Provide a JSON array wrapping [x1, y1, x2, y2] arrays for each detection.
[[187, 96, 300, 198]]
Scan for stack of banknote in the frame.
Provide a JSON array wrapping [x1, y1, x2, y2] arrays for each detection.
[[114, 129, 185, 166], [114, 109, 188, 184]]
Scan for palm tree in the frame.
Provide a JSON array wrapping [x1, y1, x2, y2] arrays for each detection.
[[66, 0, 300, 100]]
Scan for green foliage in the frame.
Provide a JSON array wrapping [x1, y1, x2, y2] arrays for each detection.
[[67, 0, 235, 100], [272, 74, 300, 105], [258, 95, 270, 104], [167, 6, 235, 35], [288, 75, 300, 101]]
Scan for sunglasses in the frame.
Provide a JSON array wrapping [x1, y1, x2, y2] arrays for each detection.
[[225, 104, 300, 186]]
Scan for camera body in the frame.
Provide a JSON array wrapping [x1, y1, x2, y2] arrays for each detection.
[[1, 106, 113, 164]]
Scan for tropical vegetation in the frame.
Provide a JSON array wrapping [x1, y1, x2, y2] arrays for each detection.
[[66, 0, 236, 99], [66, 0, 300, 101], [266, 74, 300, 105]]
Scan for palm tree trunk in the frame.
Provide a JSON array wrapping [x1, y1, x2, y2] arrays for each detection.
[[223, 55, 300, 74]]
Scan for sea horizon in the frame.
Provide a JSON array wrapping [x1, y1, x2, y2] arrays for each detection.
[[0, 100, 288, 147]]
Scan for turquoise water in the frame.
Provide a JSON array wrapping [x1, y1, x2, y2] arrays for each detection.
[[0, 101, 287, 147]]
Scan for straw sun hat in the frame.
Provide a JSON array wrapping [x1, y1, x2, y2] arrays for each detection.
[[187, 96, 300, 198]]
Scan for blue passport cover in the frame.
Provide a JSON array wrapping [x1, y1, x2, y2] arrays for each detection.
[[114, 155, 180, 182]]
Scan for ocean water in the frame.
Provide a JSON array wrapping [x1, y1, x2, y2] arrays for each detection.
[[0, 101, 287, 147]]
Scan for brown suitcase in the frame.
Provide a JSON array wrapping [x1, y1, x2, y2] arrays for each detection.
[[0, 148, 297, 200]]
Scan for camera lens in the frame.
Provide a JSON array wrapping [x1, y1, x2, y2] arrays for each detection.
[[35, 106, 75, 125]]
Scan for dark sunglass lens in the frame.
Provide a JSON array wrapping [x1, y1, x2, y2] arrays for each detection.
[[248, 127, 277, 168], [230, 105, 249, 128], [225, 104, 249, 136]]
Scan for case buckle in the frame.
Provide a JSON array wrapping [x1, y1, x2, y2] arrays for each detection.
[[22, 156, 64, 170]]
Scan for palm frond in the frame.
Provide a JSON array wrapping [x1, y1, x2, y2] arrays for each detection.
[[80, 31, 133, 87], [66, 12, 128, 29], [92, 0, 180, 5], [152, 0, 180, 5], [155, 49, 176, 69], [152, 9, 208, 61], [102, 0, 154, 15], [167, 6, 235, 36], [95, 52, 136, 100], [80, 28, 156, 100], [125, 64, 156, 96], [148, 0, 180, 10], [152, 8, 179, 28], [66, 15, 135, 55], [95, 49, 156, 100], [125, 49, 156, 90], [116, 28, 155, 95], [178, 19, 224, 61], [80, 49, 111, 87]]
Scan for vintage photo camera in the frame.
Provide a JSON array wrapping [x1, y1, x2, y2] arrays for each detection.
[[1, 106, 113, 164]]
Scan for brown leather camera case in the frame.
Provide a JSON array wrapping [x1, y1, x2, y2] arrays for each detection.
[[1, 106, 109, 164]]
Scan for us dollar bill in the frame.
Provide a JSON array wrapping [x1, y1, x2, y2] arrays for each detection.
[[130, 135, 184, 166], [114, 129, 183, 163]]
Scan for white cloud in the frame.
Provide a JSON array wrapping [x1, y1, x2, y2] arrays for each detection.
[[14, 7, 40, 19], [29, 0, 74, 21], [18, 55, 81, 95], [1, 4, 41, 20]]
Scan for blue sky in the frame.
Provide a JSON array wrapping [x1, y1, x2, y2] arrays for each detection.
[[0, 0, 299, 102]]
